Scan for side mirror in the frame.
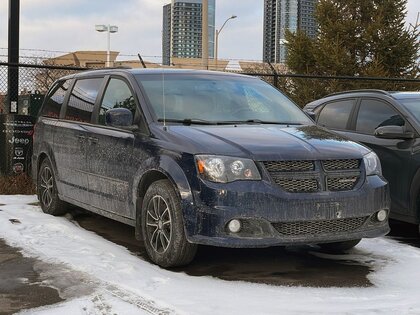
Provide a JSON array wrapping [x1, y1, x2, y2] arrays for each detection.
[[106, 108, 134, 128], [305, 111, 317, 121], [374, 125, 415, 140]]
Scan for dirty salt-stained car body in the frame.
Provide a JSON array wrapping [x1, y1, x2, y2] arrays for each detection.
[[32, 69, 390, 267]]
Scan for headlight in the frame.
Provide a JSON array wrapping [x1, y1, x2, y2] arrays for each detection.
[[363, 151, 382, 176], [195, 155, 261, 183]]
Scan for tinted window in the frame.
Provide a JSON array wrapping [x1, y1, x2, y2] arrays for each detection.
[[399, 98, 420, 123], [317, 100, 355, 129], [65, 78, 102, 123], [41, 80, 70, 118], [136, 74, 312, 125], [356, 99, 405, 134], [99, 78, 136, 125]]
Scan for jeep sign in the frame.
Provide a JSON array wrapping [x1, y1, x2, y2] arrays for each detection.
[[0, 114, 35, 176]]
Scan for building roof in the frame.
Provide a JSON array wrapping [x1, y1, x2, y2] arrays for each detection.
[[45, 51, 120, 67]]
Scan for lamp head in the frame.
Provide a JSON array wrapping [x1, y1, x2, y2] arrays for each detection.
[[109, 26, 119, 33], [95, 25, 107, 32]]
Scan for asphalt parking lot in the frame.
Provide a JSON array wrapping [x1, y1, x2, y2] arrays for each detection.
[[73, 211, 373, 288]]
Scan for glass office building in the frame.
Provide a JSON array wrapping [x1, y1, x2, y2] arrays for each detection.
[[263, 0, 317, 64], [162, 0, 216, 65]]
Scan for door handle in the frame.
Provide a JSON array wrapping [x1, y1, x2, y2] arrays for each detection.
[[88, 137, 99, 144]]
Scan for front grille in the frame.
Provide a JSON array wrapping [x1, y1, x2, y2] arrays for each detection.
[[262, 159, 362, 193], [323, 159, 360, 171], [273, 217, 368, 236], [327, 176, 359, 191], [263, 161, 314, 172], [273, 178, 319, 193]]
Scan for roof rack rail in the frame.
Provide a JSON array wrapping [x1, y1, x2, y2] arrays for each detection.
[[326, 89, 391, 97], [91, 66, 132, 70]]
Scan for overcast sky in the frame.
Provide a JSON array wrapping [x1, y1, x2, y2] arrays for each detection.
[[0, 0, 419, 64]]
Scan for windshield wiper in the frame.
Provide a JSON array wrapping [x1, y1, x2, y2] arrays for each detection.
[[158, 118, 304, 126], [157, 118, 216, 125], [215, 120, 304, 125]]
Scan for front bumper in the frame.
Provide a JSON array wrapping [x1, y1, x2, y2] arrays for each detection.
[[185, 175, 390, 248]]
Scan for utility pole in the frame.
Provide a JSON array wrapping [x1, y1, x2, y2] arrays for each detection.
[[202, 0, 209, 70], [8, 0, 20, 114]]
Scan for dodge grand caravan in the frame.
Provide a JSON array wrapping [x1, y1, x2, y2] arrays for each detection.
[[32, 69, 390, 267]]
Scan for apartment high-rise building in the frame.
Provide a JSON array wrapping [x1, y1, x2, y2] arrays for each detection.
[[162, 0, 215, 65], [263, 0, 317, 64]]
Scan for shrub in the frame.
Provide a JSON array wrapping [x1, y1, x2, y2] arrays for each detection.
[[0, 173, 36, 195]]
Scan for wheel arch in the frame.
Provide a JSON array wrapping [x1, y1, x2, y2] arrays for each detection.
[[409, 168, 420, 224], [133, 155, 195, 240], [33, 141, 58, 183]]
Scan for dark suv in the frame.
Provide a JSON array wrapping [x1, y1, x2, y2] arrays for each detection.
[[33, 70, 389, 267], [304, 90, 420, 231]]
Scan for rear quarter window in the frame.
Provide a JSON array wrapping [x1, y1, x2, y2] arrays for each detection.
[[40, 80, 70, 118]]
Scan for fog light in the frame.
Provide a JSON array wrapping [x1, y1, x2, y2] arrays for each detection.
[[377, 210, 388, 222], [228, 219, 242, 233]]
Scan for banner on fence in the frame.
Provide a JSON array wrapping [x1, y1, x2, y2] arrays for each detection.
[[0, 114, 35, 176]]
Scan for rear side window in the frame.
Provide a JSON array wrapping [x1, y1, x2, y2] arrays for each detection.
[[65, 78, 103, 123], [99, 78, 135, 125], [356, 99, 405, 134], [41, 80, 70, 118], [317, 99, 356, 130]]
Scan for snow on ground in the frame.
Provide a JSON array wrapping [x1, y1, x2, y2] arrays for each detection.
[[1, 195, 420, 315], [18, 294, 150, 315]]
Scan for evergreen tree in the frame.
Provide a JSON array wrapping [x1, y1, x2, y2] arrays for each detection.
[[285, 0, 419, 106]]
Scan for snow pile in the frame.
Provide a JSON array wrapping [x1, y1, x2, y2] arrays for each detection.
[[1, 195, 420, 315]]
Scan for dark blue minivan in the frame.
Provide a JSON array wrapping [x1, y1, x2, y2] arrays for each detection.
[[33, 69, 389, 267]]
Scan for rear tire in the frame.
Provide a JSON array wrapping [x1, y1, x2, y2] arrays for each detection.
[[141, 179, 197, 268], [318, 239, 361, 252], [37, 159, 67, 216]]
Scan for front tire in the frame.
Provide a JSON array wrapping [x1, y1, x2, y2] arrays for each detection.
[[37, 159, 67, 216], [141, 179, 197, 268], [318, 239, 361, 252]]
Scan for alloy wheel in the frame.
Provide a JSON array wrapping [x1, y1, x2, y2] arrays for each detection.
[[39, 166, 54, 209], [146, 195, 173, 253]]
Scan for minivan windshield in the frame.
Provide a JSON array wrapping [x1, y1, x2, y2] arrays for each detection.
[[135, 74, 312, 125]]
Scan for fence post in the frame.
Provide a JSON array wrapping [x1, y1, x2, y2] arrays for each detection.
[[267, 62, 278, 88], [7, 0, 20, 114]]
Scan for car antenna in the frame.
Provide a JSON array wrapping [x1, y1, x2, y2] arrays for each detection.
[[162, 69, 167, 131]]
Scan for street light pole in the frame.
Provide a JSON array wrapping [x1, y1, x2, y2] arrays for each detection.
[[107, 24, 111, 67], [95, 24, 118, 68], [215, 15, 237, 71]]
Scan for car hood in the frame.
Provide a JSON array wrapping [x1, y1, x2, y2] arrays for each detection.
[[157, 124, 370, 161]]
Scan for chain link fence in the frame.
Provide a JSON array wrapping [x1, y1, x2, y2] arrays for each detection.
[[0, 62, 86, 114], [1, 61, 420, 114]]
